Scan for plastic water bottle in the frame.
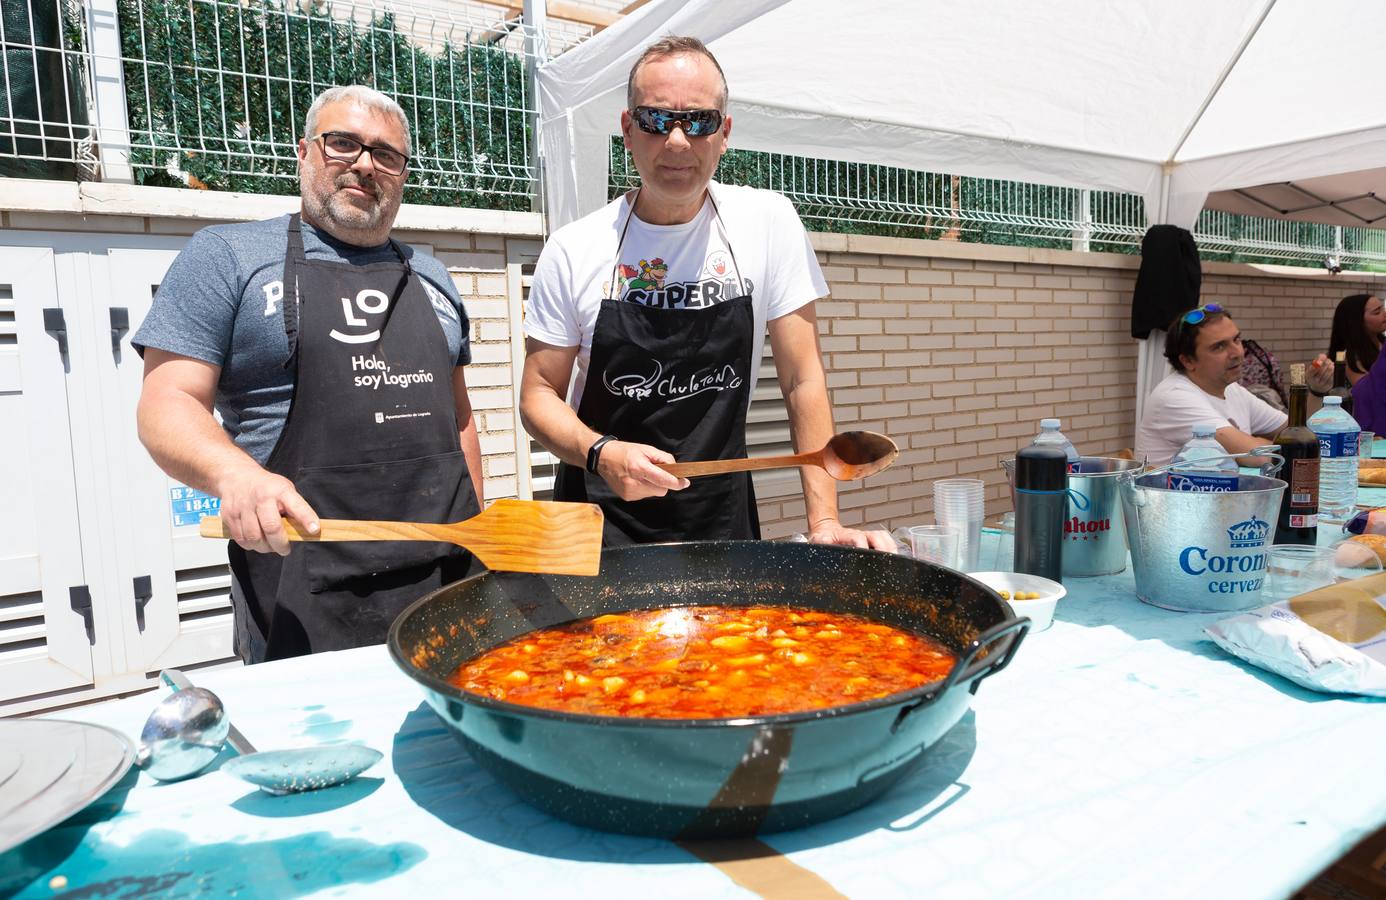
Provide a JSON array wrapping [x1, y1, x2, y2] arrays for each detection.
[[1167, 424, 1239, 492], [1308, 395, 1360, 519], [1032, 418, 1080, 474]]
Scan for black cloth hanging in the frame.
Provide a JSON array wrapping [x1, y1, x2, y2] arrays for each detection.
[[1131, 224, 1202, 339]]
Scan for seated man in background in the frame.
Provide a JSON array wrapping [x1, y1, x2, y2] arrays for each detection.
[[1136, 304, 1330, 467]]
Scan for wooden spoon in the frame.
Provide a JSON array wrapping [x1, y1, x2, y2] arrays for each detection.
[[199, 498, 603, 576], [658, 431, 898, 481]]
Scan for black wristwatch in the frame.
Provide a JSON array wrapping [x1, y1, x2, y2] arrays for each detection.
[[586, 434, 617, 474]]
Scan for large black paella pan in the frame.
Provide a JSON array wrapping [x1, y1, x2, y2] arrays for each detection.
[[388, 541, 1027, 838]]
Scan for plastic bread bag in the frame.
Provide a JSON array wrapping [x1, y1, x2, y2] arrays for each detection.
[[1204, 570, 1386, 697], [1344, 507, 1386, 536]]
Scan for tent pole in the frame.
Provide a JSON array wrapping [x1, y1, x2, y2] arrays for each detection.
[[1156, 166, 1172, 225], [1165, 0, 1278, 163], [524, 0, 548, 217]]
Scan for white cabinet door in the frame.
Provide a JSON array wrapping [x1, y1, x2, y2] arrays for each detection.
[[99, 247, 235, 674], [0, 246, 94, 701]]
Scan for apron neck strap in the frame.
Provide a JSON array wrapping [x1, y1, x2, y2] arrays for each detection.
[[606, 186, 746, 301], [704, 185, 747, 299], [607, 189, 641, 301], [282, 214, 305, 368]]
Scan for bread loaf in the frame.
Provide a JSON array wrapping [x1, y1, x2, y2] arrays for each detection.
[[1344, 533, 1386, 565]]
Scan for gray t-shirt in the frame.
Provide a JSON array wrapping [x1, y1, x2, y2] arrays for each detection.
[[134, 214, 470, 464]]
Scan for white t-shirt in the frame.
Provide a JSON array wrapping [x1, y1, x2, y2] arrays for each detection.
[[525, 181, 827, 408], [1136, 373, 1289, 467]]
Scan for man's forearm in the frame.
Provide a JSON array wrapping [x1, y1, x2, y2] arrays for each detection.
[[459, 416, 484, 505], [519, 389, 601, 469], [783, 378, 839, 529]]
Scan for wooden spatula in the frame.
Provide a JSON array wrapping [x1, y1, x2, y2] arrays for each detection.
[[199, 498, 604, 576]]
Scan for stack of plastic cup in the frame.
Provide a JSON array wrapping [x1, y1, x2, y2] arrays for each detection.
[[933, 479, 986, 572]]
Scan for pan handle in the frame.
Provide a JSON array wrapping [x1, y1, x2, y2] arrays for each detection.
[[890, 617, 1031, 734], [1124, 447, 1284, 483]]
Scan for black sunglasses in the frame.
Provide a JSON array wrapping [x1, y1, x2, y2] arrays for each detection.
[[631, 106, 724, 138], [313, 131, 409, 175]]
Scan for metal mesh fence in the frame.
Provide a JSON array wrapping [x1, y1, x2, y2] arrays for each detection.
[[610, 144, 1386, 269], [0, 0, 95, 180], [115, 0, 556, 206], [0, 0, 578, 206]]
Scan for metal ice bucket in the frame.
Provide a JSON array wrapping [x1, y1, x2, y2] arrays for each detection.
[[1001, 456, 1145, 578], [1119, 451, 1285, 613]]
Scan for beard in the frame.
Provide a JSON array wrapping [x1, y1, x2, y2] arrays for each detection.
[[301, 172, 398, 240]]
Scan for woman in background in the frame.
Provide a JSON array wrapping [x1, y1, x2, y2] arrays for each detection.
[[1328, 293, 1386, 385], [1337, 294, 1386, 433]]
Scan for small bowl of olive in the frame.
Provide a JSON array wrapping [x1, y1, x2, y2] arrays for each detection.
[[968, 571, 1066, 632]]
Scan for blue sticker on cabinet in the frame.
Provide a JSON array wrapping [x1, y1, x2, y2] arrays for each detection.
[[170, 486, 220, 527]]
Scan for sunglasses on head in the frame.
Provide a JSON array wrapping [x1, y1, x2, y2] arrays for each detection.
[[1180, 303, 1224, 326], [631, 106, 725, 138]]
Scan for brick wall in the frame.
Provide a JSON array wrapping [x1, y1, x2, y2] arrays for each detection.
[[752, 235, 1384, 539], [426, 232, 545, 501]]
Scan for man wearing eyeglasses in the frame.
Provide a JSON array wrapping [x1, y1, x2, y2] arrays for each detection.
[[1136, 304, 1331, 467], [520, 37, 892, 550], [134, 85, 482, 663]]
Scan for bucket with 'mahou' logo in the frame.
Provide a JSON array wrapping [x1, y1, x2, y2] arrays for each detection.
[[1002, 456, 1144, 578]]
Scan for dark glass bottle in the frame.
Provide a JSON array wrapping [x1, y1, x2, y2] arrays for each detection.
[[1330, 350, 1354, 416], [1013, 444, 1067, 583], [1274, 362, 1320, 544]]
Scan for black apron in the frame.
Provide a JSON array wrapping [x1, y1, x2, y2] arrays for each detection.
[[553, 190, 759, 546], [228, 215, 480, 663]]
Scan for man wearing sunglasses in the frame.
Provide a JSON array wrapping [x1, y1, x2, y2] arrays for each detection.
[[1136, 304, 1330, 467], [521, 36, 892, 551], [134, 85, 483, 663]]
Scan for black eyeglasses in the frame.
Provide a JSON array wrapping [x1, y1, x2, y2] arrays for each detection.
[[1180, 303, 1225, 326], [631, 106, 724, 138], [313, 131, 409, 175]]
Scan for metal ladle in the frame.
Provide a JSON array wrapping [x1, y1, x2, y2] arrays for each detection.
[[136, 669, 381, 795], [133, 684, 229, 782]]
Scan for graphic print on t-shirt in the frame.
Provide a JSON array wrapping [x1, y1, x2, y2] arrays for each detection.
[[608, 253, 754, 310]]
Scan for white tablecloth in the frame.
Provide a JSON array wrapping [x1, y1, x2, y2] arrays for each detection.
[[3, 534, 1383, 899]]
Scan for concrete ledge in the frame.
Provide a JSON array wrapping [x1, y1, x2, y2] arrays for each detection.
[[0, 178, 545, 236], [6, 178, 1383, 284], [810, 231, 1142, 270], [809, 229, 1386, 283]]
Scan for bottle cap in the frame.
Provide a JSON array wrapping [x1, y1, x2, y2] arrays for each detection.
[[1289, 362, 1306, 385], [1015, 445, 1068, 491], [1325, 396, 1342, 406], [1192, 423, 1217, 437], [1039, 418, 1060, 429]]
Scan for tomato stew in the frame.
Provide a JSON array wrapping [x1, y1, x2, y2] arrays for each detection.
[[449, 605, 957, 719]]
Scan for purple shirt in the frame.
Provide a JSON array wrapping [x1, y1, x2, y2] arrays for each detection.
[[1351, 351, 1386, 432]]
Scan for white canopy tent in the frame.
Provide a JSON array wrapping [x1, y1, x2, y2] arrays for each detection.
[[1206, 170, 1386, 229], [536, 0, 1386, 416]]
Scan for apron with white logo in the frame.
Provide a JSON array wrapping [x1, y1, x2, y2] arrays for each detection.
[[553, 192, 759, 545], [228, 214, 480, 662]]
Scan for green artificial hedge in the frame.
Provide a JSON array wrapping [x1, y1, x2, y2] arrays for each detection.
[[117, 0, 531, 209]]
